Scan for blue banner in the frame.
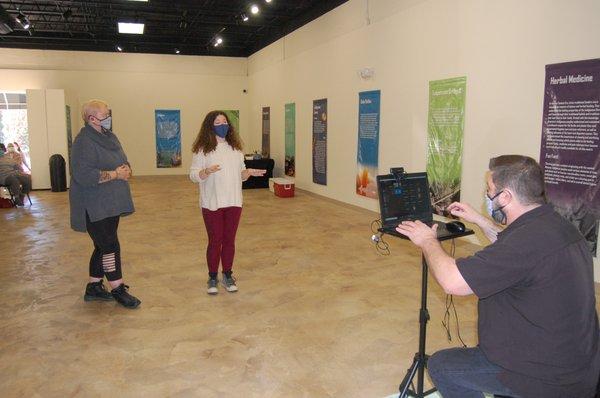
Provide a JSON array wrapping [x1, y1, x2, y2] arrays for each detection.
[[155, 110, 182, 168], [312, 98, 327, 185], [356, 90, 380, 198]]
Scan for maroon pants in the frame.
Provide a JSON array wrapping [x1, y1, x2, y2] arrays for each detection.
[[201, 206, 242, 274]]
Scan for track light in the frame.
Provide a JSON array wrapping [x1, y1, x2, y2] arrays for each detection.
[[241, 13, 249, 22], [174, 48, 180, 54], [250, 4, 259, 14], [16, 12, 30, 30], [115, 44, 123, 52], [213, 36, 223, 47]]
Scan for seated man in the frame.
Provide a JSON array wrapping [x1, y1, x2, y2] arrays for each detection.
[[396, 155, 600, 398], [0, 151, 31, 206]]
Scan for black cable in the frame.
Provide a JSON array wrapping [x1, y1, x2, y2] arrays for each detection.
[[370, 219, 390, 256], [371, 219, 382, 234], [441, 239, 467, 348]]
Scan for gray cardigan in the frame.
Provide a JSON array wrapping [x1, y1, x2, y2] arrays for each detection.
[[69, 124, 134, 232], [0, 155, 21, 184]]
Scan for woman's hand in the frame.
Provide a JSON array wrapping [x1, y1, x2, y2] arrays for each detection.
[[199, 164, 221, 180], [115, 165, 131, 180], [247, 168, 266, 177], [206, 164, 221, 174]]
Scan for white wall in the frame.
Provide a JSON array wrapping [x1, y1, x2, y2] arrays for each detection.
[[0, 49, 249, 177], [26, 89, 49, 189], [25, 89, 69, 190], [246, 0, 600, 280]]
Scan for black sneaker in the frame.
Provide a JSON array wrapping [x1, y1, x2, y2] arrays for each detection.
[[111, 284, 141, 309], [221, 274, 238, 293], [84, 281, 114, 302], [207, 278, 218, 295]]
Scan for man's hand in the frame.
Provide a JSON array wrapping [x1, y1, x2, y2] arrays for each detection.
[[446, 202, 483, 224], [395, 220, 438, 248]]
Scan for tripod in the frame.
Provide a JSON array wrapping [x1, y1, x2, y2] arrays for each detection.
[[379, 220, 473, 397], [398, 254, 436, 398]]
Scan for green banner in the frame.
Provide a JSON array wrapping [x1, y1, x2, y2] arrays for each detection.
[[285, 103, 295, 177], [223, 110, 240, 136], [426, 76, 466, 216]]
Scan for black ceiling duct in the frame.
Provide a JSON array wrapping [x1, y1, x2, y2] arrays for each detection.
[[0, 5, 14, 34]]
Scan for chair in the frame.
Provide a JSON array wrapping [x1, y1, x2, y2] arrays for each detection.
[[0, 183, 32, 206]]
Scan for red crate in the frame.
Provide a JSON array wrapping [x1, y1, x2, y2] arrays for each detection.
[[274, 180, 295, 198]]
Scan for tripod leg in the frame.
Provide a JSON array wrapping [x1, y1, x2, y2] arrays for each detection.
[[399, 354, 421, 398]]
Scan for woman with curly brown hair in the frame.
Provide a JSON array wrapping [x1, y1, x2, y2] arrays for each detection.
[[190, 111, 265, 295]]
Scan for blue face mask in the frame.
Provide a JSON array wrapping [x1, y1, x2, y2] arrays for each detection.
[[486, 190, 507, 224], [94, 115, 112, 131], [213, 124, 229, 138]]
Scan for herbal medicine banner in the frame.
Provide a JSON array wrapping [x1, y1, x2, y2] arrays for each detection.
[[426, 77, 466, 216], [312, 98, 327, 185], [155, 109, 182, 168], [356, 90, 380, 198], [285, 103, 296, 177], [262, 107, 270, 158], [540, 58, 600, 255]]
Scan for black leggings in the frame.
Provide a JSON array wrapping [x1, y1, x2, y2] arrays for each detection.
[[86, 213, 122, 281]]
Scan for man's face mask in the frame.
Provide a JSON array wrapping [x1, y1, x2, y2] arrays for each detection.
[[213, 124, 229, 138], [486, 190, 507, 224], [98, 116, 112, 131], [92, 114, 111, 131]]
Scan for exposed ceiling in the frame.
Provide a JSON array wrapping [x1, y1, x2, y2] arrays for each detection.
[[0, 0, 349, 57]]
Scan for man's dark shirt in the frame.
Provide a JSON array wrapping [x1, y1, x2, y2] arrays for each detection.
[[457, 204, 600, 397]]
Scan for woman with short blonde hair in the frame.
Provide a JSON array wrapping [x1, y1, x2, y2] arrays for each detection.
[[69, 99, 140, 308]]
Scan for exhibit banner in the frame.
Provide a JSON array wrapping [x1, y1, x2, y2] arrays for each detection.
[[155, 109, 182, 168], [540, 58, 600, 255], [285, 103, 296, 177], [356, 90, 380, 198], [312, 98, 327, 185], [262, 107, 270, 158], [426, 76, 466, 215], [66, 105, 72, 174], [223, 110, 240, 136]]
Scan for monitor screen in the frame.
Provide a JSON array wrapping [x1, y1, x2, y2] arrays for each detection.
[[377, 172, 433, 225]]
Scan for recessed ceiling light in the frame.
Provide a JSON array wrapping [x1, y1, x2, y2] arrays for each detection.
[[118, 22, 145, 34], [265, 0, 272, 3], [127, 0, 148, 2], [250, 5, 259, 14]]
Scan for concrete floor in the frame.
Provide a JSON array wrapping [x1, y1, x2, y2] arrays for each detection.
[[0, 176, 598, 397]]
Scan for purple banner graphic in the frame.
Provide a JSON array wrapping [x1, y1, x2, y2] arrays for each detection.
[[540, 58, 600, 255], [312, 98, 327, 185], [262, 107, 270, 158]]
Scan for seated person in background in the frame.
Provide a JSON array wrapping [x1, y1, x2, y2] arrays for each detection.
[[396, 155, 600, 398], [6, 142, 30, 174], [0, 143, 6, 156], [0, 150, 32, 206]]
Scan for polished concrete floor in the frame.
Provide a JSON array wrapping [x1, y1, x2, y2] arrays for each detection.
[[1, 176, 598, 398]]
